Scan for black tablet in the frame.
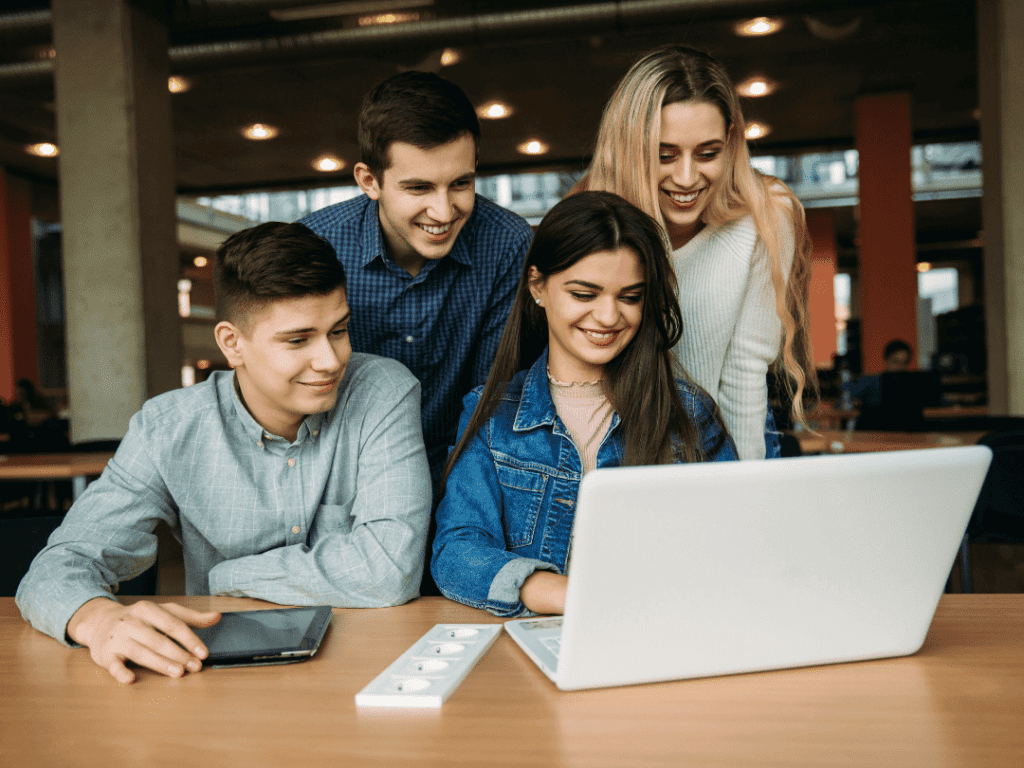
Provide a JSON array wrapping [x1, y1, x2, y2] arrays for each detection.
[[192, 606, 333, 668]]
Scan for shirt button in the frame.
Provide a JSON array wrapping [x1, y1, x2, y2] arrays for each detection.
[[287, 458, 295, 467], [312, 430, 319, 437], [405, 335, 414, 343], [292, 525, 301, 535]]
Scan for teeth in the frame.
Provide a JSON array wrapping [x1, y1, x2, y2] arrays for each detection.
[[665, 189, 700, 204], [582, 329, 616, 340], [419, 223, 453, 235]]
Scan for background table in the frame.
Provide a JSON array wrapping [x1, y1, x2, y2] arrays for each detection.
[[792, 429, 988, 456], [0, 451, 114, 499], [2, 595, 1023, 767]]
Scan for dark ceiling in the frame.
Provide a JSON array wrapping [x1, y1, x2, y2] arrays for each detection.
[[0, 0, 983, 255]]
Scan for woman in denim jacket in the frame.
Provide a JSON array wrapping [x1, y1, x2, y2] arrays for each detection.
[[432, 192, 737, 617]]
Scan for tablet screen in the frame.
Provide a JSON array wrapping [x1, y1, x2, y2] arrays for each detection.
[[193, 606, 331, 662]]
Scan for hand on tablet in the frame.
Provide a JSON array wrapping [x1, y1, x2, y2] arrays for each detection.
[[67, 598, 221, 684]]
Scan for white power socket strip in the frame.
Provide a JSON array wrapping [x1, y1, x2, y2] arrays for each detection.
[[354, 623, 502, 708]]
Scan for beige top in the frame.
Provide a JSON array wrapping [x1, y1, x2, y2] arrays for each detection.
[[547, 372, 614, 475]]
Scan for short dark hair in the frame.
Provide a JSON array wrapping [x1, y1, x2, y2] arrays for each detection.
[[884, 339, 913, 359], [358, 71, 480, 177], [214, 222, 346, 331]]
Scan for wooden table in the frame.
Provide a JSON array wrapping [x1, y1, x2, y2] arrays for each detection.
[[2, 595, 1023, 767], [793, 429, 988, 456], [0, 451, 114, 499]]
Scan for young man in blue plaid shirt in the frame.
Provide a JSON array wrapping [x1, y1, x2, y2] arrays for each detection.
[[300, 72, 534, 496]]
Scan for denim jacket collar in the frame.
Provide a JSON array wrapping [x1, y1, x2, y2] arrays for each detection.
[[511, 347, 621, 436]]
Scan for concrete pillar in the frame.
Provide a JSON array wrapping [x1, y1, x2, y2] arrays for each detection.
[[855, 93, 918, 374], [978, 0, 1024, 414], [806, 209, 837, 369], [0, 169, 39, 403], [51, 0, 181, 441]]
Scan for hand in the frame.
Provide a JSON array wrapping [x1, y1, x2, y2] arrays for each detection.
[[67, 598, 221, 684], [520, 571, 568, 615]]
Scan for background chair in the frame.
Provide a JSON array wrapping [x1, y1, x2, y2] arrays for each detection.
[[0, 515, 157, 597], [958, 430, 1024, 593]]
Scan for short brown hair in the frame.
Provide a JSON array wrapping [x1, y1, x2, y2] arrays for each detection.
[[214, 222, 346, 331], [358, 71, 480, 177]]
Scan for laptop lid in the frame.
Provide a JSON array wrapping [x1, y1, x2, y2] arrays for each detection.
[[552, 446, 991, 690], [192, 606, 333, 667]]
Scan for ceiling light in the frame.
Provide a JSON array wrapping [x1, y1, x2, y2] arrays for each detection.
[[193, 256, 208, 268], [168, 76, 191, 94], [271, 0, 434, 22], [477, 101, 513, 120], [358, 11, 419, 26], [736, 77, 778, 98], [440, 48, 461, 67], [312, 154, 346, 172], [27, 142, 59, 157], [196, 359, 211, 370], [517, 140, 549, 156], [735, 17, 784, 37], [242, 123, 279, 140], [916, 262, 932, 273], [744, 122, 770, 140]]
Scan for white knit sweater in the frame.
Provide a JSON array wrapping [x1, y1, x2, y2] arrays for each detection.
[[671, 215, 791, 460]]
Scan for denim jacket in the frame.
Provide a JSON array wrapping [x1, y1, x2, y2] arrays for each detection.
[[432, 348, 737, 617]]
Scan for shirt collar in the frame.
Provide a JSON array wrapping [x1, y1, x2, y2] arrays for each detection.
[[358, 195, 479, 270], [227, 370, 328, 447]]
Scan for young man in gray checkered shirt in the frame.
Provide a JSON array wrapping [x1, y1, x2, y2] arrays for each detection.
[[17, 222, 431, 684]]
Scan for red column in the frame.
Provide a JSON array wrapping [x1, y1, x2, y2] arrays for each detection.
[[806, 209, 837, 369], [855, 93, 918, 373], [0, 169, 39, 403]]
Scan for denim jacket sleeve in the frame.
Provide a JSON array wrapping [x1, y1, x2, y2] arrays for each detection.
[[682, 382, 739, 462], [432, 390, 557, 617]]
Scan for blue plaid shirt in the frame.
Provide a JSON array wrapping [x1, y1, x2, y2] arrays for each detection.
[[300, 194, 533, 486]]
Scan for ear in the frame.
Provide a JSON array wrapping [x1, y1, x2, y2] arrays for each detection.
[[527, 266, 545, 304], [353, 162, 381, 200], [215, 321, 246, 369]]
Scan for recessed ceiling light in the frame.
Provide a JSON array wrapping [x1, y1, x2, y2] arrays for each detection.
[[168, 76, 191, 94], [440, 48, 461, 67], [312, 154, 346, 172], [744, 122, 770, 140], [477, 101, 513, 120], [517, 140, 549, 156], [358, 11, 419, 26], [27, 142, 59, 157], [242, 123, 279, 140], [735, 17, 784, 37], [736, 77, 778, 98], [193, 256, 208, 268]]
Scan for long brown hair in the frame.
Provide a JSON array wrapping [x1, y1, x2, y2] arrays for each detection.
[[584, 45, 817, 424], [441, 191, 727, 491]]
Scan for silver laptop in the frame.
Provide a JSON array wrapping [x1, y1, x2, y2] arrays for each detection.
[[505, 446, 992, 691]]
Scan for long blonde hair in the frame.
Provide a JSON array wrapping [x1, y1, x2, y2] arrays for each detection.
[[584, 45, 816, 425]]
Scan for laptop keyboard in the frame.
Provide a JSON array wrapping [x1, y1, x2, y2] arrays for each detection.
[[540, 635, 561, 657]]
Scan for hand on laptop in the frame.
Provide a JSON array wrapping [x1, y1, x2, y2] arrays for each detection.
[[520, 572, 568, 615], [67, 598, 221, 684]]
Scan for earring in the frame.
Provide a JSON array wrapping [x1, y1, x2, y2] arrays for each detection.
[[535, 298, 542, 306]]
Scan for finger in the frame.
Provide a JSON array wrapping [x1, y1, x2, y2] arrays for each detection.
[[160, 602, 222, 626], [128, 622, 204, 669], [119, 637, 191, 679], [106, 658, 137, 685], [129, 602, 215, 659]]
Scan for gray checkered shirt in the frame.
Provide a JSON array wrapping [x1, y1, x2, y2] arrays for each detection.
[[17, 354, 431, 644]]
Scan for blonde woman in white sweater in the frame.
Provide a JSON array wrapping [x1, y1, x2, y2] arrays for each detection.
[[577, 46, 815, 459]]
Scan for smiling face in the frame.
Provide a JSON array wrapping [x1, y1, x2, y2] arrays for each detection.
[[657, 100, 729, 250], [217, 288, 352, 442], [354, 133, 477, 277], [529, 247, 645, 383]]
